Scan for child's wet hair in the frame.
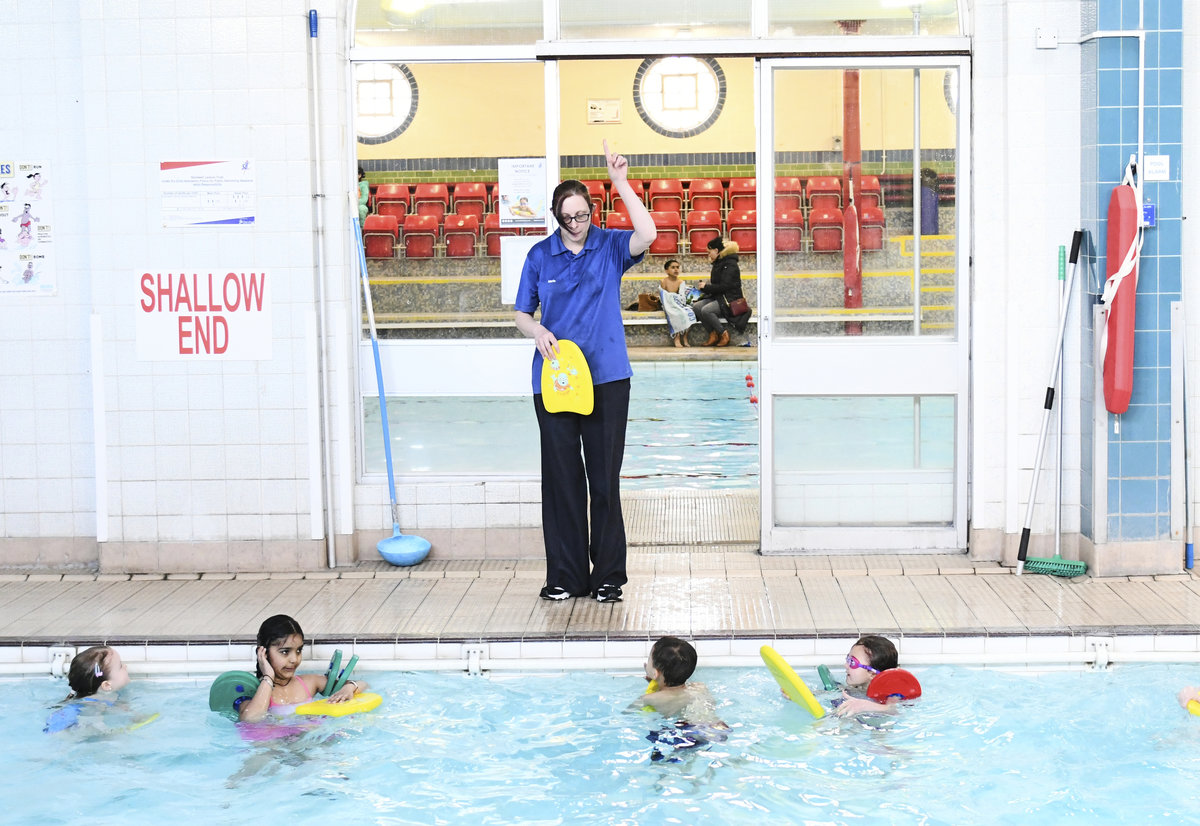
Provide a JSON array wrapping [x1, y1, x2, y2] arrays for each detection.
[[66, 646, 113, 699], [651, 636, 697, 687], [255, 614, 305, 677], [855, 634, 898, 672]]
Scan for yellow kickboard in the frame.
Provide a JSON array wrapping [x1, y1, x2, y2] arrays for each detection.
[[295, 692, 383, 717], [761, 645, 825, 719], [540, 339, 594, 415]]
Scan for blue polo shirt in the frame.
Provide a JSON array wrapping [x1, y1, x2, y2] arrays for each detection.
[[515, 226, 643, 393]]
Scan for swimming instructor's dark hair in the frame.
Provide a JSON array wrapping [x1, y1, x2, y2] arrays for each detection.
[[551, 179, 592, 225], [255, 614, 305, 678], [651, 636, 698, 688], [855, 634, 898, 672]]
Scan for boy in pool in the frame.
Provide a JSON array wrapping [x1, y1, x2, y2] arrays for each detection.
[[632, 636, 729, 759], [833, 634, 901, 717]]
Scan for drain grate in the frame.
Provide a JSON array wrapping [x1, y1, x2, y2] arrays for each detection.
[[623, 490, 759, 548]]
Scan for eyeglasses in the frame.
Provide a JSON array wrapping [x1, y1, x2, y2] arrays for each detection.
[[560, 210, 592, 225], [845, 654, 880, 674]]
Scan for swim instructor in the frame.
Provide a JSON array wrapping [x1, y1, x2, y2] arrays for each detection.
[[514, 140, 656, 603]]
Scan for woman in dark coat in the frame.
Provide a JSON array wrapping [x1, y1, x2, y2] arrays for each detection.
[[692, 236, 750, 346]]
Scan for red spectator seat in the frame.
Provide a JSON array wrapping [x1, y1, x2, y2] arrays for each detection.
[[860, 205, 885, 251], [859, 175, 882, 210], [483, 213, 519, 256], [413, 183, 449, 224], [806, 176, 842, 211], [775, 176, 803, 212], [375, 184, 410, 221], [774, 208, 804, 252], [444, 214, 480, 258], [368, 183, 379, 211], [687, 178, 724, 213], [581, 179, 609, 211], [685, 209, 722, 254], [727, 209, 756, 252], [605, 211, 632, 230], [402, 214, 439, 258], [648, 179, 684, 213], [728, 178, 756, 213], [363, 214, 399, 258], [809, 207, 844, 252], [451, 182, 488, 221], [649, 211, 681, 255], [611, 180, 645, 214]]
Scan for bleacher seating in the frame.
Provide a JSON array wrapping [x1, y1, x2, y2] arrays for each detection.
[[403, 214, 439, 258], [859, 175, 882, 210], [774, 208, 804, 252], [685, 209, 722, 254], [374, 184, 410, 221], [860, 205, 885, 251], [648, 179, 684, 213], [483, 213, 518, 256], [728, 178, 756, 213], [444, 214, 479, 258], [809, 207, 844, 252], [451, 183, 488, 221], [363, 214, 399, 258], [775, 176, 803, 212], [727, 209, 756, 252], [806, 177, 841, 211], [605, 211, 632, 230], [581, 180, 608, 213], [649, 211, 681, 255], [413, 183, 450, 224], [687, 179, 724, 213]]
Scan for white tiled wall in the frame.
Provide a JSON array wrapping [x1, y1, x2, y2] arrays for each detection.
[[970, 0, 1086, 541], [0, 1, 356, 567]]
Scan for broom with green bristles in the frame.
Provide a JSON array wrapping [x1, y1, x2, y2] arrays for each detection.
[[1017, 231, 1088, 577]]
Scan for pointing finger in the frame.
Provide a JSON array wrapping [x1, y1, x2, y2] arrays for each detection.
[[603, 138, 612, 162]]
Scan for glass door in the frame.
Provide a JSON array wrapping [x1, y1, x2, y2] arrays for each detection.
[[758, 57, 970, 553]]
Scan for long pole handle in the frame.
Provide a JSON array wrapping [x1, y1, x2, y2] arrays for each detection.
[[353, 218, 400, 524], [1018, 231, 1082, 573]]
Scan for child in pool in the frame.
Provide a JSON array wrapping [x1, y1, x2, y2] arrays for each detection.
[[633, 636, 729, 758], [833, 634, 901, 717], [238, 614, 368, 723], [43, 645, 134, 733]]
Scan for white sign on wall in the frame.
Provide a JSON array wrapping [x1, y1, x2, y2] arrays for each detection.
[[135, 270, 272, 360], [497, 157, 547, 228], [0, 159, 56, 295], [160, 160, 256, 226]]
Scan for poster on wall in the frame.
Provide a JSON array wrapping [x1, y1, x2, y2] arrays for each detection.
[[497, 158, 547, 228], [160, 160, 256, 227], [135, 269, 272, 361], [0, 160, 56, 296]]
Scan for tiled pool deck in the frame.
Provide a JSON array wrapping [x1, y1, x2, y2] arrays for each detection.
[[3, 551, 1200, 675]]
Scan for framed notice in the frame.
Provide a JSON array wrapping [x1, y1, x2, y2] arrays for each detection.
[[497, 158, 547, 229], [0, 160, 56, 295], [160, 160, 256, 226]]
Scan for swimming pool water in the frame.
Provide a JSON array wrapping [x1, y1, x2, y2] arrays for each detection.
[[8, 664, 1200, 824], [364, 361, 760, 489]]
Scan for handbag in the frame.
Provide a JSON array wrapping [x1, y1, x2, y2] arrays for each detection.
[[728, 297, 750, 316], [637, 293, 662, 311]]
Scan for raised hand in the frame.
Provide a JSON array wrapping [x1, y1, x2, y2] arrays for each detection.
[[603, 138, 628, 185]]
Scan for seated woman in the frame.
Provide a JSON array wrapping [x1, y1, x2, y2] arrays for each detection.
[[357, 166, 370, 221], [658, 258, 695, 348], [693, 237, 750, 346]]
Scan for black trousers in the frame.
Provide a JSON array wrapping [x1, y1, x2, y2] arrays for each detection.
[[533, 378, 630, 595]]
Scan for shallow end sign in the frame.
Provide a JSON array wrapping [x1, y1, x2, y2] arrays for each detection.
[[135, 271, 272, 360]]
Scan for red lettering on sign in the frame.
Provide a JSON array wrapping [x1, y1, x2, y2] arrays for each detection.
[[178, 314, 193, 354], [140, 273, 155, 312], [176, 274, 192, 312]]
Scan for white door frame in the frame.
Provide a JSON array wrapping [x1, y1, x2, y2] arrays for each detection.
[[757, 56, 972, 553]]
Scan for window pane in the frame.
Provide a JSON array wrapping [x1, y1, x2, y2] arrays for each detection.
[[560, 0, 751, 39], [773, 396, 955, 526], [771, 66, 960, 338], [768, 0, 961, 37], [355, 0, 543, 47]]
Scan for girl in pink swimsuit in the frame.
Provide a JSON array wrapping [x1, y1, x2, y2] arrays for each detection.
[[236, 614, 368, 723]]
